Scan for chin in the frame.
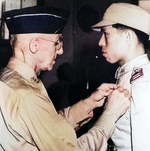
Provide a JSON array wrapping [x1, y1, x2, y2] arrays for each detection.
[[106, 58, 115, 64], [47, 65, 53, 71], [106, 58, 111, 63], [47, 67, 52, 71]]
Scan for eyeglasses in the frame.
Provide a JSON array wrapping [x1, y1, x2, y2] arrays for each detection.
[[37, 36, 63, 50]]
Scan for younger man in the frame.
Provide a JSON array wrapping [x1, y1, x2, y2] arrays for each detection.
[[92, 2, 150, 151]]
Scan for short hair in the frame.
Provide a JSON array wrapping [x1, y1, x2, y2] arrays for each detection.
[[10, 34, 17, 49], [112, 24, 149, 50]]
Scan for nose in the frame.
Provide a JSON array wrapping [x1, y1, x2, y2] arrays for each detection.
[[57, 47, 63, 55], [98, 33, 106, 47]]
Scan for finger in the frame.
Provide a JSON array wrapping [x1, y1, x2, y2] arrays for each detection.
[[96, 97, 106, 107], [123, 89, 129, 96], [105, 83, 118, 90], [117, 86, 124, 92], [100, 96, 106, 102], [126, 92, 131, 99], [97, 83, 117, 92], [93, 91, 110, 100]]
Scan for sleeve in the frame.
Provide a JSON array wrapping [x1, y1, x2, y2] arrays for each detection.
[[20, 92, 78, 151], [77, 128, 107, 151], [131, 79, 150, 150], [58, 99, 93, 131], [77, 109, 116, 151]]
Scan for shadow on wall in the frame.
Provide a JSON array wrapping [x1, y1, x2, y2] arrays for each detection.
[[47, 62, 76, 111]]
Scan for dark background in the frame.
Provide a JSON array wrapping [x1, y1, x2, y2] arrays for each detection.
[[0, 0, 147, 137]]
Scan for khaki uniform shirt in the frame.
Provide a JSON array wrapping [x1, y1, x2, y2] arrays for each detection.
[[0, 57, 114, 151]]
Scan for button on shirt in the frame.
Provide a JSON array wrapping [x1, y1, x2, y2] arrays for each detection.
[[112, 54, 150, 151]]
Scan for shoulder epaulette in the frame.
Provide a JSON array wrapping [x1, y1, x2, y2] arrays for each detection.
[[130, 67, 143, 84]]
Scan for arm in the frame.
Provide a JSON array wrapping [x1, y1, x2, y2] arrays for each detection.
[[20, 86, 130, 151], [59, 83, 118, 130], [77, 86, 131, 151]]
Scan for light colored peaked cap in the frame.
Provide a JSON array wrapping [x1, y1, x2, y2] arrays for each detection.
[[92, 3, 150, 35]]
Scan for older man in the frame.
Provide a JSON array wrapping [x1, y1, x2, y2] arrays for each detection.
[[0, 6, 130, 151], [92, 2, 150, 151]]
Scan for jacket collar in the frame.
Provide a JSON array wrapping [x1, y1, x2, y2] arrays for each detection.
[[115, 54, 149, 79], [7, 57, 40, 83]]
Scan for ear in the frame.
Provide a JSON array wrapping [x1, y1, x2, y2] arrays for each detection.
[[29, 38, 39, 54], [125, 30, 133, 46]]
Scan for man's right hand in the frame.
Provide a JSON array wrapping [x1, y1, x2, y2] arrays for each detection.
[[105, 86, 131, 122]]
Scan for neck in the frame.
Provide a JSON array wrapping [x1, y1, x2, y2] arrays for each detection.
[[119, 44, 145, 66], [13, 49, 39, 75]]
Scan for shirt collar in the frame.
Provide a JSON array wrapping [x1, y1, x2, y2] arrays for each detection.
[[7, 57, 39, 83], [115, 54, 149, 79]]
